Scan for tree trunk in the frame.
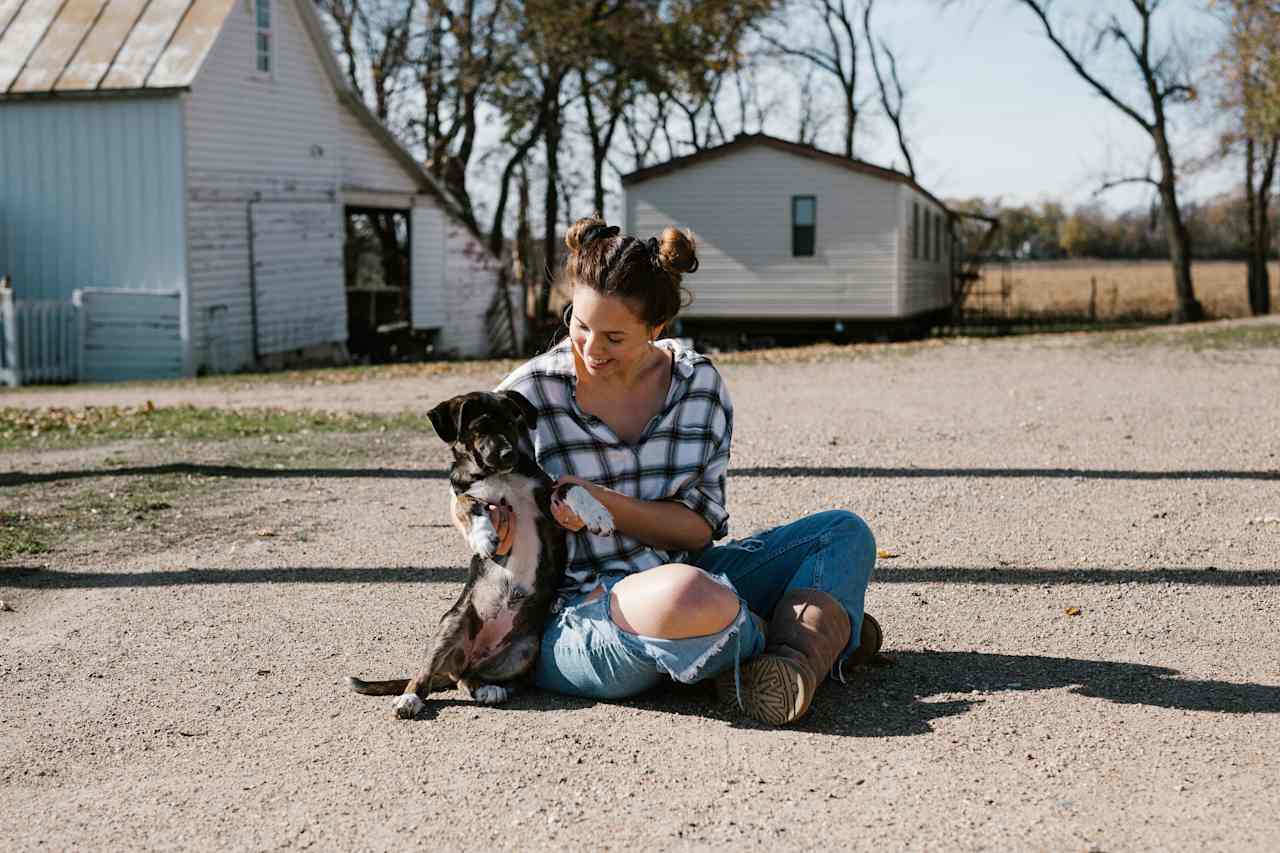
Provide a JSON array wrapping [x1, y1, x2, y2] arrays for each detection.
[[538, 73, 565, 326], [1153, 129, 1203, 323], [1247, 137, 1277, 316]]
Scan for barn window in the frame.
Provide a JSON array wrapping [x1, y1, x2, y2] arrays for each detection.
[[923, 209, 931, 260], [935, 214, 943, 262], [255, 0, 272, 73], [792, 195, 816, 257], [912, 202, 919, 259]]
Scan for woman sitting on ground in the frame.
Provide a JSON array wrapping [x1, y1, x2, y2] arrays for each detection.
[[479, 215, 881, 725]]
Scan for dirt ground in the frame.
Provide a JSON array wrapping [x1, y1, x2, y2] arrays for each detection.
[[3, 321, 1280, 852]]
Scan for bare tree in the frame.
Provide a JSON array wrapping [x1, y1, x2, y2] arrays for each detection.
[[1016, 0, 1204, 322], [766, 0, 868, 158], [863, 0, 915, 177], [1214, 0, 1280, 316]]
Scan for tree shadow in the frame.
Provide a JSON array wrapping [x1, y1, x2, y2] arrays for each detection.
[[732, 465, 1280, 482], [641, 649, 1280, 737], [0, 463, 444, 488], [0, 565, 470, 588]]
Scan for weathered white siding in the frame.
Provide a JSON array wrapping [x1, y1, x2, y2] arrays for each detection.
[[184, 0, 342, 370], [0, 97, 186, 302], [336, 106, 418, 194], [249, 201, 344, 354], [899, 186, 950, 316], [411, 201, 446, 329], [182, 0, 467, 370], [626, 145, 900, 319], [435, 221, 502, 357]]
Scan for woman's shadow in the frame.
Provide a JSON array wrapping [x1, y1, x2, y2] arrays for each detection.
[[616, 649, 1280, 736]]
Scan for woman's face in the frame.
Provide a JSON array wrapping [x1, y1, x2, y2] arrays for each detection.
[[569, 287, 657, 378]]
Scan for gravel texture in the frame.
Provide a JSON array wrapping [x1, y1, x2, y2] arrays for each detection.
[[3, 321, 1280, 852]]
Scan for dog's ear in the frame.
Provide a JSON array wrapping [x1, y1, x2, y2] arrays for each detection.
[[427, 398, 462, 443], [498, 390, 538, 429]]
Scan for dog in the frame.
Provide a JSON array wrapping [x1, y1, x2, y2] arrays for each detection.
[[347, 390, 614, 718]]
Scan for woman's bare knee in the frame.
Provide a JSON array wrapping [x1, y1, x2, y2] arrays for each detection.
[[609, 564, 740, 640]]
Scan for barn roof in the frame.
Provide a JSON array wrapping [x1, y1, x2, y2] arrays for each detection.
[[0, 0, 236, 95], [622, 133, 952, 215], [0, 0, 486, 247]]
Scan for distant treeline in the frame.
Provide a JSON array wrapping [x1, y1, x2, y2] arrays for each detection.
[[949, 195, 1280, 262]]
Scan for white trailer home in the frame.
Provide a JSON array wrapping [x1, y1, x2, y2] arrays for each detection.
[[623, 133, 953, 343], [0, 0, 511, 384]]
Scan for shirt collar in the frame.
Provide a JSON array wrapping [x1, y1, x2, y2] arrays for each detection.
[[541, 337, 702, 383]]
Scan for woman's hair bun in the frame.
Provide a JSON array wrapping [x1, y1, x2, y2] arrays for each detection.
[[565, 215, 619, 253], [654, 226, 699, 276]]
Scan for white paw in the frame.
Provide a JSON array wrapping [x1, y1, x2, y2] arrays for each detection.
[[392, 694, 425, 719], [564, 486, 615, 536], [471, 685, 511, 705], [467, 515, 500, 559]]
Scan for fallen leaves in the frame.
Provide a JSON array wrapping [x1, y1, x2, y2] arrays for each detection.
[[1065, 607, 1083, 617], [877, 549, 899, 559]]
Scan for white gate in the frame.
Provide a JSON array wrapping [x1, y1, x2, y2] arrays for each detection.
[[250, 202, 346, 355], [0, 288, 80, 386], [76, 289, 183, 383]]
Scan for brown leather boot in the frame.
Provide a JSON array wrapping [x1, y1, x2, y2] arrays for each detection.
[[724, 589, 852, 726]]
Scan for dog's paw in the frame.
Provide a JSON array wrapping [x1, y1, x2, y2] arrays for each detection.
[[392, 694, 425, 719], [564, 486, 615, 537], [470, 685, 512, 705], [467, 517, 501, 559]]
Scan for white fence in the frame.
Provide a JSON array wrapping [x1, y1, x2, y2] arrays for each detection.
[[0, 288, 183, 387], [1, 288, 80, 386]]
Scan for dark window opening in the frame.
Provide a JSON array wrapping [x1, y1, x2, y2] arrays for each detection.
[[792, 195, 816, 257], [344, 207, 416, 362]]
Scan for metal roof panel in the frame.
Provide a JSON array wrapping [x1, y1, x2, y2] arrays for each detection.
[[12, 0, 110, 93], [146, 0, 234, 88], [0, 0, 63, 93], [54, 0, 149, 91], [98, 0, 190, 90]]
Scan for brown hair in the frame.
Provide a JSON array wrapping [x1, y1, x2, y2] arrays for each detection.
[[562, 215, 698, 331]]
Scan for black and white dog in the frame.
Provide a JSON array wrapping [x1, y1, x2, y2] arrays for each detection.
[[348, 390, 613, 718]]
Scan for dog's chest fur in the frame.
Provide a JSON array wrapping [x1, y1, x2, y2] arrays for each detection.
[[459, 473, 545, 661]]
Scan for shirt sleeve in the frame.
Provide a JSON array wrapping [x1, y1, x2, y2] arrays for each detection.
[[667, 370, 733, 541]]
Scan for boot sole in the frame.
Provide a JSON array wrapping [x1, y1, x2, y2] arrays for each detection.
[[720, 656, 810, 726]]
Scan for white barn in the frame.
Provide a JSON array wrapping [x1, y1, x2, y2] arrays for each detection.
[[0, 0, 510, 382], [623, 133, 953, 340]]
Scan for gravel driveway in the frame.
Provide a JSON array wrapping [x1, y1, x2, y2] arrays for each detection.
[[3, 322, 1279, 851]]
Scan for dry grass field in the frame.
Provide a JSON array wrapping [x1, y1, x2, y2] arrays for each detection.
[[969, 259, 1280, 320]]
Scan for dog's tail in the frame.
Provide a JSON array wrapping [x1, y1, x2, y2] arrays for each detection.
[[347, 676, 411, 695], [347, 673, 457, 695]]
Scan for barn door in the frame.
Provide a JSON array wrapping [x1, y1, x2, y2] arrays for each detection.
[[250, 203, 345, 355]]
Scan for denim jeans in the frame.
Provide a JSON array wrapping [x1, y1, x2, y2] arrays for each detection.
[[532, 510, 877, 700]]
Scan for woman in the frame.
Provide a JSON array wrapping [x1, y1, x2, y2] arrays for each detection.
[[485, 216, 880, 726]]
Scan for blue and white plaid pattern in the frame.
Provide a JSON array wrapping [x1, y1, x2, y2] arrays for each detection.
[[496, 337, 732, 593]]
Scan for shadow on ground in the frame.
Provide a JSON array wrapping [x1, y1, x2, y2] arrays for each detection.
[[640, 649, 1280, 737], [5, 564, 1276, 590], [3, 463, 1278, 489]]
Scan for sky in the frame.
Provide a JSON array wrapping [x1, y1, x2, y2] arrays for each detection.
[[750, 0, 1236, 213]]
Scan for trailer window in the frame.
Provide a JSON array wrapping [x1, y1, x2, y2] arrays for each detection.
[[912, 202, 919, 259], [792, 196, 816, 257]]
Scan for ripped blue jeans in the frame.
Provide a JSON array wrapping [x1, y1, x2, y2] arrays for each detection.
[[532, 510, 877, 700]]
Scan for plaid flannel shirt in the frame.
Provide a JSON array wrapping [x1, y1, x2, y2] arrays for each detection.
[[495, 337, 733, 594]]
